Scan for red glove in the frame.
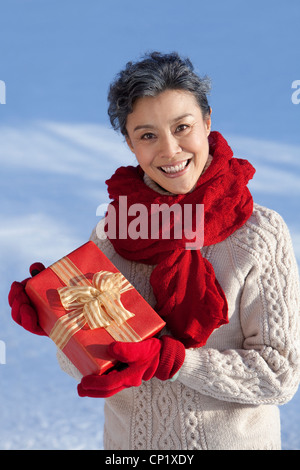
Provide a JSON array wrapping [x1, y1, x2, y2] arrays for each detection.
[[78, 335, 185, 398], [8, 262, 47, 336]]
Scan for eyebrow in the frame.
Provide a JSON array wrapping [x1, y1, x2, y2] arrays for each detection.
[[133, 113, 194, 133]]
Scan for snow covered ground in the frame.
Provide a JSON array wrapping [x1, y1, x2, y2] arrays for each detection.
[[0, 121, 299, 449]]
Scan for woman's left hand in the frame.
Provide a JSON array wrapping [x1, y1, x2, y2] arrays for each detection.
[[77, 335, 185, 398], [9, 262, 47, 336]]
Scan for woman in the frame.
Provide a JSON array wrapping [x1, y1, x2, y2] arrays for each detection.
[[9, 52, 300, 450]]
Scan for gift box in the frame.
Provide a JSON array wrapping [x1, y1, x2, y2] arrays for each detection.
[[25, 241, 165, 376]]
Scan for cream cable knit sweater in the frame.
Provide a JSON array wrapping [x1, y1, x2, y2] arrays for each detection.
[[57, 183, 300, 450]]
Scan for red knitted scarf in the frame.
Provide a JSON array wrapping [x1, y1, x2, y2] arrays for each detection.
[[104, 131, 255, 348]]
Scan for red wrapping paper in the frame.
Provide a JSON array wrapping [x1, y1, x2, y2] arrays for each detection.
[[25, 241, 165, 376]]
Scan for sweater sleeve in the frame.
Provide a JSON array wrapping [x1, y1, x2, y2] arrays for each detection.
[[178, 209, 300, 405]]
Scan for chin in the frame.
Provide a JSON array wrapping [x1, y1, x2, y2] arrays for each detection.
[[164, 183, 196, 195]]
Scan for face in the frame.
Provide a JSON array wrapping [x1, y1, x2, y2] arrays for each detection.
[[125, 89, 211, 195]]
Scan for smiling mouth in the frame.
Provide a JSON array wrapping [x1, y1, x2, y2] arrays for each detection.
[[160, 159, 191, 174]]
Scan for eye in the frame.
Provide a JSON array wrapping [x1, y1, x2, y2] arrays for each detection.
[[141, 132, 156, 140], [175, 124, 189, 133]]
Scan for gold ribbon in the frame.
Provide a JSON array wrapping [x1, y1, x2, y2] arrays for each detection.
[[49, 256, 141, 350]]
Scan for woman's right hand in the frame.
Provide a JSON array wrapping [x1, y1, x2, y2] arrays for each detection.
[[8, 263, 47, 336]]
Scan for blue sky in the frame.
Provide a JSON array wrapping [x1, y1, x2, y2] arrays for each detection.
[[1, 0, 299, 143], [0, 0, 300, 450], [1, 0, 299, 238]]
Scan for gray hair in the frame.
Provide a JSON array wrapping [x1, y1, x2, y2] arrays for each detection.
[[107, 51, 211, 136]]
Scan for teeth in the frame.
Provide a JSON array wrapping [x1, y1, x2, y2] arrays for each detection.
[[161, 160, 189, 174]]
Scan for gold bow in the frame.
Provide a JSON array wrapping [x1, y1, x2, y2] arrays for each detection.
[[58, 270, 134, 329], [48, 258, 140, 350]]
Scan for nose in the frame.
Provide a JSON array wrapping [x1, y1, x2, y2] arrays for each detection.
[[158, 133, 182, 160]]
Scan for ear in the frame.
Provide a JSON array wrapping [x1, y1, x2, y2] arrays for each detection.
[[205, 107, 212, 136], [125, 135, 135, 153]]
